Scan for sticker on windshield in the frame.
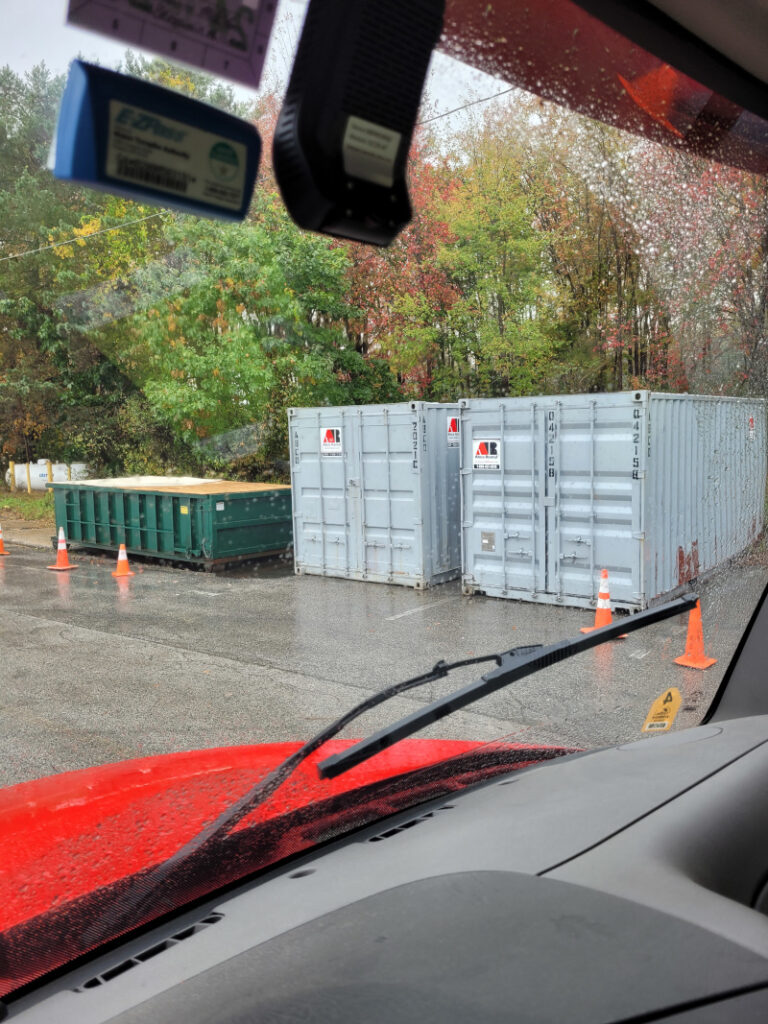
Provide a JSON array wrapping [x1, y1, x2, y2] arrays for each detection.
[[642, 688, 681, 732], [105, 101, 247, 211], [342, 116, 401, 188], [473, 439, 500, 470], [67, 0, 276, 89], [447, 415, 460, 447], [321, 428, 342, 457]]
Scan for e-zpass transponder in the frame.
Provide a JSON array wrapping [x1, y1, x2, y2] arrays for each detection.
[[54, 61, 261, 221]]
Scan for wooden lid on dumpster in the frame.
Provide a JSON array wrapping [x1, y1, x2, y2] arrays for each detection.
[[81, 476, 290, 494]]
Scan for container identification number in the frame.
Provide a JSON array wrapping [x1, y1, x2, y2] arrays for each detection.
[[410, 419, 427, 473], [547, 409, 556, 478], [632, 407, 642, 479]]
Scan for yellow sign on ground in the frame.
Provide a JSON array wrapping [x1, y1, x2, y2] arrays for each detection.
[[642, 688, 682, 733]]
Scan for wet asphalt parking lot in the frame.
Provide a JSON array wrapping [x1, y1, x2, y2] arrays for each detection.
[[0, 539, 765, 787]]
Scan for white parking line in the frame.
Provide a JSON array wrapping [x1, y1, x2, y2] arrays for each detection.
[[386, 597, 460, 621]]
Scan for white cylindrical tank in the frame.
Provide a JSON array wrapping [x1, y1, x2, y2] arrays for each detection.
[[4, 460, 89, 491]]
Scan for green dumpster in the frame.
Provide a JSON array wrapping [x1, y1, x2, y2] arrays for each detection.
[[48, 476, 292, 568]]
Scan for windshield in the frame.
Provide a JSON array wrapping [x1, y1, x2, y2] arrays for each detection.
[[1, 0, 767, 998]]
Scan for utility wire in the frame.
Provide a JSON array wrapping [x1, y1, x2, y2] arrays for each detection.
[[0, 88, 517, 263], [0, 212, 163, 263], [418, 86, 516, 125]]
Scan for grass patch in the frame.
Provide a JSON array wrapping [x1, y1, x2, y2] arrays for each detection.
[[0, 489, 56, 524]]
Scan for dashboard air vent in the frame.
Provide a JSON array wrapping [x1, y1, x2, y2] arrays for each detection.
[[367, 804, 453, 842], [75, 912, 224, 991]]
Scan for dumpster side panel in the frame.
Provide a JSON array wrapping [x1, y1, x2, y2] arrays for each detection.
[[645, 394, 767, 601], [51, 488, 69, 542], [49, 483, 292, 566], [210, 491, 293, 558]]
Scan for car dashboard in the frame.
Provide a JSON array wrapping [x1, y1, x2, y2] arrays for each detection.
[[9, 714, 768, 1023]]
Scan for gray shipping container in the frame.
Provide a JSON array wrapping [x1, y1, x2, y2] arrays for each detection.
[[289, 403, 461, 587], [460, 391, 767, 610]]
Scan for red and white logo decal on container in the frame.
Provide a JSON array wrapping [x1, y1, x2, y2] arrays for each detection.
[[320, 427, 343, 456], [473, 439, 501, 470], [447, 415, 460, 447]]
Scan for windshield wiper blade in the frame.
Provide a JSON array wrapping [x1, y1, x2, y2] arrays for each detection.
[[87, 593, 695, 945], [84, 647, 515, 944], [318, 593, 699, 780]]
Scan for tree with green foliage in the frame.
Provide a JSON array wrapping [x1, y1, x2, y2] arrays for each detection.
[[436, 110, 565, 397], [0, 62, 138, 467]]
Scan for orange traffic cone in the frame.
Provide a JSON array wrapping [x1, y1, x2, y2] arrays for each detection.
[[0, 524, 7, 555], [674, 600, 717, 669], [581, 569, 625, 636], [112, 543, 135, 578], [47, 527, 78, 571]]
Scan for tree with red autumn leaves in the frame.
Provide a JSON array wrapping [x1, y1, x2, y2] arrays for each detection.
[[338, 132, 460, 398]]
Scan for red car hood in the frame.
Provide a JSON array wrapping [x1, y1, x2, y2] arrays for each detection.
[[0, 737, 576, 997], [0, 738, 485, 934]]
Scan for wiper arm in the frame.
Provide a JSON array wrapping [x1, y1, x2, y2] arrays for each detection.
[[318, 593, 698, 780], [85, 646, 512, 943], [88, 592, 695, 946]]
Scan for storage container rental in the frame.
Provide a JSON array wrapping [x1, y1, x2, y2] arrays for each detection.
[[460, 392, 767, 610], [289, 403, 462, 588], [49, 477, 292, 568]]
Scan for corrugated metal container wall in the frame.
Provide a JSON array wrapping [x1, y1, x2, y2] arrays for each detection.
[[459, 392, 766, 610], [644, 394, 767, 604], [289, 403, 461, 588]]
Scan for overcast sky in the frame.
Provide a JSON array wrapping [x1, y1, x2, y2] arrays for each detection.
[[2, 0, 136, 76], [0, 0, 507, 129]]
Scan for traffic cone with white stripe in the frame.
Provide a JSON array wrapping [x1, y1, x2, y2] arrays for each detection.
[[47, 527, 78, 571], [581, 569, 625, 636], [112, 543, 135, 578], [0, 524, 7, 555]]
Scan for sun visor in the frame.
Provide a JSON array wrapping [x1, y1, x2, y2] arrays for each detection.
[[273, 0, 445, 246], [53, 61, 261, 221]]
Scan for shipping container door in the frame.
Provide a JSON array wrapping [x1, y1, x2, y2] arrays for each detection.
[[463, 400, 546, 597], [359, 407, 421, 581], [292, 412, 360, 575], [548, 396, 643, 608], [424, 405, 462, 578]]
